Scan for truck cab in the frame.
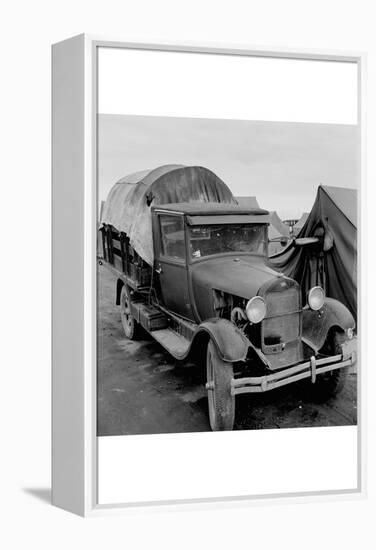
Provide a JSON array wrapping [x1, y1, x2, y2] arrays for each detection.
[[152, 203, 270, 322]]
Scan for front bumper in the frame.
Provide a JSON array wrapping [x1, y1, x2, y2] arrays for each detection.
[[231, 351, 356, 396]]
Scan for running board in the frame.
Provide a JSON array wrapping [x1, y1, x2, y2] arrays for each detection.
[[151, 328, 190, 359]]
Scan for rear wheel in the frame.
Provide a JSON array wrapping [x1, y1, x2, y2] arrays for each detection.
[[309, 331, 348, 402], [120, 284, 140, 340], [206, 340, 235, 431]]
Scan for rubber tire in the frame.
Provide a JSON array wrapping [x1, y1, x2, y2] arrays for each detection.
[[309, 332, 348, 402], [120, 285, 140, 340], [206, 340, 235, 431]]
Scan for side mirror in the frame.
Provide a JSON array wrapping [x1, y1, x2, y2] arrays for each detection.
[[293, 237, 320, 247], [268, 236, 289, 247]]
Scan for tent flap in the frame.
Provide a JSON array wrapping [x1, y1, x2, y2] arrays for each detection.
[[269, 185, 357, 321]]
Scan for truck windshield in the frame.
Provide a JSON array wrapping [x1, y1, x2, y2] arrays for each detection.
[[189, 224, 267, 259]]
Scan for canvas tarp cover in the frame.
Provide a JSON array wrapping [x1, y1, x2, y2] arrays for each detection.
[[269, 185, 357, 320], [101, 165, 236, 265]]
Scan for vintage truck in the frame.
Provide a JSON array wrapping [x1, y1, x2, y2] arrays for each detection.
[[99, 165, 355, 431]]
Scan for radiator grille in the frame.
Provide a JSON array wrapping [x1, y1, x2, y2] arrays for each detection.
[[261, 279, 302, 370]]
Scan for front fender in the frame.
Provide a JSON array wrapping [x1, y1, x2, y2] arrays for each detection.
[[193, 318, 249, 363], [302, 297, 355, 352]]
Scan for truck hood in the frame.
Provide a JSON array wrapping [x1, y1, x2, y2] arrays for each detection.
[[191, 255, 282, 300]]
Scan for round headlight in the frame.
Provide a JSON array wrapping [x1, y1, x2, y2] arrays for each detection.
[[245, 296, 266, 324], [308, 286, 325, 311]]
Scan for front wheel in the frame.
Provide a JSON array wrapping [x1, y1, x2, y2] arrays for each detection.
[[308, 331, 348, 402], [206, 340, 235, 431]]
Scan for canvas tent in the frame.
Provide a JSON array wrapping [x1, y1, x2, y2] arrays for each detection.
[[269, 185, 357, 320], [235, 196, 261, 209], [236, 199, 290, 255], [101, 164, 237, 265], [268, 211, 290, 255], [293, 212, 309, 235]]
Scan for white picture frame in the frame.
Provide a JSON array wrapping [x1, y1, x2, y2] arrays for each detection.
[[52, 34, 366, 516]]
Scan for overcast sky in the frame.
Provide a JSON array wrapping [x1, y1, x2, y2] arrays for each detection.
[[98, 114, 358, 220]]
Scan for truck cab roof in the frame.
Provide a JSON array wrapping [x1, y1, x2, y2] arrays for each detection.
[[152, 202, 270, 225], [152, 202, 269, 215]]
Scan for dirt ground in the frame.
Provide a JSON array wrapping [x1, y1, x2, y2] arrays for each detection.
[[97, 264, 357, 436]]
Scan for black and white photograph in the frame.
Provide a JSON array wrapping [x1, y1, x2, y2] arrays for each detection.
[[97, 111, 358, 436]]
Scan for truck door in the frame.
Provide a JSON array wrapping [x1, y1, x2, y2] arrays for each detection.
[[155, 213, 194, 321]]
